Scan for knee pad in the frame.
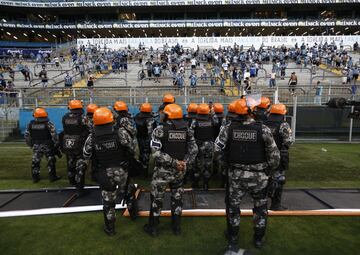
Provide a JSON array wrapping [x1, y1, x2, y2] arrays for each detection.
[[277, 175, 286, 186], [253, 204, 267, 217], [47, 156, 56, 167]]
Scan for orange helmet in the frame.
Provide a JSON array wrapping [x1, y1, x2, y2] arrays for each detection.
[[187, 103, 198, 113], [213, 103, 224, 113], [227, 101, 237, 113], [163, 104, 183, 119], [68, 100, 83, 110], [270, 104, 287, 115], [234, 99, 249, 115], [140, 103, 152, 113], [93, 107, 114, 126], [86, 104, 98, 114], [258, 97, 271, 109], [163, 94, 175, 103], [33, 108, 48, 118], [113, 101, 128, 112], [197, 103, 210, 115]]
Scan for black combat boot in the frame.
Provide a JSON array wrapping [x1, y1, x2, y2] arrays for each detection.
[[68, 175, 76, 186], [143, 215, 159, 237], [171, 214, 181, 235], [49, 169, 62, 182], [270, 188, 287, 211], [103, 210, 116, 236], [224, 226, 239, 253], [32, 173, 40, 183], [127, 184, 138, 221], [254, 229, 266, 249]]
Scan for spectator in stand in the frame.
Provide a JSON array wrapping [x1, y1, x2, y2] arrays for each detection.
[[64, 72, 73, 89], [145, 59, 153, 78], [288, 72, 298, 95], [314, 81, 323, 105], [353, 65, 359, 85], [269, 71, 276, 88], [189, 72, 197, 89], [153, 62, 161, 83], [354, 42, 358, 52]]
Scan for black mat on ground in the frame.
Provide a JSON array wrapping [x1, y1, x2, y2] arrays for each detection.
[[307, 189, 360, 209], [0, 193, 21, 207], [0, 190, 74, 211], [0, 188, 359, 212], [70, 189, 102, 207], [282, 190, 329, 210]]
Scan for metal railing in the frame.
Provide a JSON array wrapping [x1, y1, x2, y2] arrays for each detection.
[[6, 83, 357, 109]]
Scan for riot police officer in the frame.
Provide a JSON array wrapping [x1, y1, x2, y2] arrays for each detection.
[[134, 103, 156, 177], [215, 98, 280, 252], [265, 103, 293, 211], [183, 103, 198, 184], [191, 103, 218, 190], [144, 104, 198, 237], [85, 103, 99, 181], [83, 107, 137, 236], [62, 100, 89, 194], [183, 103, 198, 126], [85, 103, 98, 132], [25, 108, 61, 183], [253, 96, 270, 122], [113, 100, 136, 138], [219, 101, 238, 188], [213, 103, 225, 176], [158, 93, 175, 114]]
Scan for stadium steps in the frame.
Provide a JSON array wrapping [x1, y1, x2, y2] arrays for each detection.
[[319, 64, 343, 76], [47, 68, 111, 105], [0, 120, 18, 142]]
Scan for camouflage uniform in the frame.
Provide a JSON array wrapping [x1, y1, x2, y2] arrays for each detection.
[[61, 109, 89, 192], [213, 112, 225, 177], [85, 113, 97, 182], [24, 118, 60, 182], [182, 112, 197, 184], [145, 119, 198, 236], [265, 114, 293, 210], [215, 115, 280, 250], [219, 112, 236, 188], [190, 113, 218, 189], [134, 111, 156, 176], [83, 123, 137, 235]]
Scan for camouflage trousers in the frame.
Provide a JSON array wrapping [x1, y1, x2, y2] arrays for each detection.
[[150, 165, 185, 217], [227, 167, 269, 236], [31, 144, 56, 177], [194, 141, 214, 181], [66, 153, 87, 189], [137, 137, 151, 173], [101, 166, 129, 222]]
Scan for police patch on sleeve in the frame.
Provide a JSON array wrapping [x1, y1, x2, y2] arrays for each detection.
[[233, 129, 257, 142]]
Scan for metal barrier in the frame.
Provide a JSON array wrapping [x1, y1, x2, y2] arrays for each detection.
[[6, 82, 357, 109], [33, 63, 63, 74]]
